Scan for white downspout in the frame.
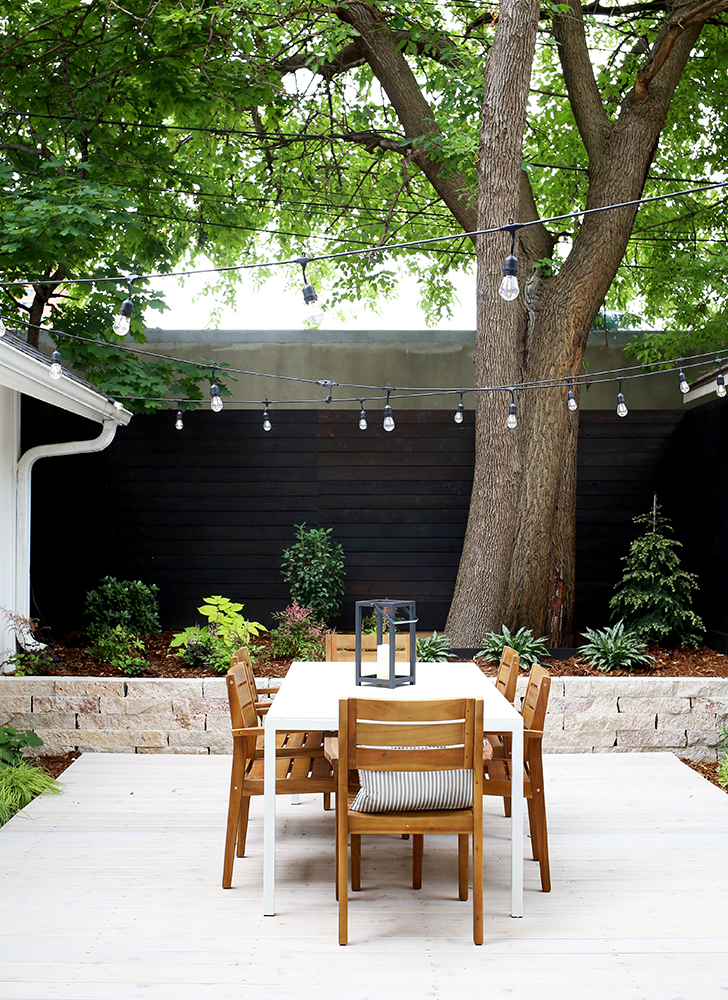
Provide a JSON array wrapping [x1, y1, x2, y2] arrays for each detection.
[[15, 418, 119, 623]]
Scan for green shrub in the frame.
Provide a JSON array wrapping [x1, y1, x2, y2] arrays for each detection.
[[91, 625, 147, 675], [0, 760, 61, 827], [5, 650, 55, 676], [85, 576, 160, 640], [169, 596, 266, 673], [477, 625, 549, 670], [718, 728, 728, 788], [609, 499, 705, 647], [0, 725, 44, 767], [281, 524, 345, 624], [578, 621, 655, 673], [415, 632, 454, 662], [268, 602, 328, 660]]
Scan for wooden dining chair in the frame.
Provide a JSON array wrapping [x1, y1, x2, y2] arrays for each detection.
[[484, 645, 522, 814], [230, 646, 280, 720], [482, 664, 551, 891], [335, 696, 484, 945], [325, 632, 411, 661], [222, 659, 335, 889]]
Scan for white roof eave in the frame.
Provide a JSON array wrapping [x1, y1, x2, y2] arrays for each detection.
[[0, 334, 132, 425]]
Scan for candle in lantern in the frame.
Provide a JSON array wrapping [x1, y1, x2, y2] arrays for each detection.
[[376, 642, 390, 680]]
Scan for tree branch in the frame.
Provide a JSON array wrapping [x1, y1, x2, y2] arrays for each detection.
[[634, 0, 728, 100], [333, 1, 476, 234]]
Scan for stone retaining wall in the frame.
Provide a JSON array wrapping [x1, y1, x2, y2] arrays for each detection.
[[1, 675, 727, 762]]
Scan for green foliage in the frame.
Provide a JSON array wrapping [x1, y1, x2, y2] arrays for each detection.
[[578, 621, 655, 673], [477, 626, 550, 670], [0, 726, 44, 767], [415, 632, 454, 662], [268, 602, 328, 661], [169, 596, 266, 673], [0, 760, 61, 827], [84, 577, 160, 641], [280, 525, 345, 625], [718, 728, 728, 788], [4, 650, 55, 677], [609, 502, 705, 648], [91, 626, 148, 676]]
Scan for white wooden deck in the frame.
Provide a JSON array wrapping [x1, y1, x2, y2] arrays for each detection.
[[0, 751, 726, 1000]]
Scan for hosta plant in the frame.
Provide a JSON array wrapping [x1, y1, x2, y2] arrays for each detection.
[[578, 621, 655, 673], [415, 632, 454, 662], [477, 626, 549, 670]]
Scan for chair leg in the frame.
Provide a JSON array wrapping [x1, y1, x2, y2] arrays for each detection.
[[412, 834, 423, 890], [323, 792, 332, 811], [222, 749, 245, 888], [458, 834, 469, 901], [503, 795, 511, 817], [530, 786, 551, 892], [351, 834, 361, 891], [527, 795, 539, 861], [235, 793, 250, 858], [472, 827, 483, 946]]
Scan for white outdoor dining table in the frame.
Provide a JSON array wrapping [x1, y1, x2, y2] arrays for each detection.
[[263, 660, 524, 918]]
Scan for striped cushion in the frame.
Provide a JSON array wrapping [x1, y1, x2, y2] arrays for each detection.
[[350, 768, 473, 813]]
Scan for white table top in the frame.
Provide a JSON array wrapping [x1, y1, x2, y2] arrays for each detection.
[[264, 660, 522, 732]]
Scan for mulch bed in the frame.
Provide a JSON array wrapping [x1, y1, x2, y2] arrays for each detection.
[[30, 631, 728, 680]]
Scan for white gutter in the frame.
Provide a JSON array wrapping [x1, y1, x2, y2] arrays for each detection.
[[15, 418, 121, 622]]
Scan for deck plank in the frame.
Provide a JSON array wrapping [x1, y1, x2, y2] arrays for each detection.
[[0, 751, 726, 1000]]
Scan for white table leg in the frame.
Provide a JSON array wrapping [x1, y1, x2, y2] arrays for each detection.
[[510, 720, 524, 917], [263, 719, 276, 915]]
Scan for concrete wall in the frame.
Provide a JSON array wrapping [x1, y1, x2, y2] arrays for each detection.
[[120, 328, 681, 411], [3, 674, 726, 763]]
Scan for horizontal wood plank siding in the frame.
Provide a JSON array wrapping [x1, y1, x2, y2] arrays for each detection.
[[24, 399, 707, 638]]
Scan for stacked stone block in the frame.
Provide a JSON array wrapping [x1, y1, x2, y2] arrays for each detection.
[[1, 674, 726, 761]]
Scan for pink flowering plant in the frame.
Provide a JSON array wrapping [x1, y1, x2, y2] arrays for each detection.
[[268, 601, 329, 660]]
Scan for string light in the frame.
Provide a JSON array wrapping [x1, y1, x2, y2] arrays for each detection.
[[358, 399, 368, 431], [175, 402, 184, 431], [112, 277, 137, 337], [506, 388, 518, 429], [567, 379, 578, 412], [262, 402, 272, 432], [297, 256, 324, 326], [678, 361, 690, 394], [383, 386, 395, 433], [454, 392, 465, 424], [717, 360, 726, 398], [616, 380, 628, 418], [499, 221, 520, 302], [49, 339, 62, 380], [209, 369, 223, 413]]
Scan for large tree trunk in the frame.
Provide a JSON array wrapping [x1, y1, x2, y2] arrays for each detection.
[[446, 0, 708, 645]]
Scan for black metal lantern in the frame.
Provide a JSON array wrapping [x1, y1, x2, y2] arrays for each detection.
[[355, 599, 417, 688]]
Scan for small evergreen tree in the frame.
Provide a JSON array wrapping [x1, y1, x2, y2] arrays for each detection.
[[609, 497, 705, 648]]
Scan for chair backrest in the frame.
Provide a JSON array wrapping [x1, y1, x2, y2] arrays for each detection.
[[231, 646, 257, 698], [495, 646, 520, 703], [521, 663, 551, 732], [326, 633, 411, 662], [225, 658, 259, 732], [340, 697, 481, 773]]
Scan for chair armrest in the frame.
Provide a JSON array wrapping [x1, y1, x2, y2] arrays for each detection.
[[324, 736, 339, 764], [231, 727, 265, 738], [524, 729, 543, 740], [254, 701, 271, 715]]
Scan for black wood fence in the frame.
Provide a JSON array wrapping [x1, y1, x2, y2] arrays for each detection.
[[24, 397, 717, 642]]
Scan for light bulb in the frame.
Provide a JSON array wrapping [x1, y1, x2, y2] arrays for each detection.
[[616, 392, 628, 417], [383, 404, 395, 432], [263, 409, 272, 432], [454, 402, 464, 424], [717, 374, 726, 398], [499, 254, 520, 301], [506, 402, 517, 429], [302, 282, 324, 325], [49, 349, 62, 380], [358, 408, 368, 431], [210, 383, 223, 412], [112, 298, 133, 337], [679, 370, 689, 394], [175, 411, 184, 431], [567, 388, 578, 411]]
